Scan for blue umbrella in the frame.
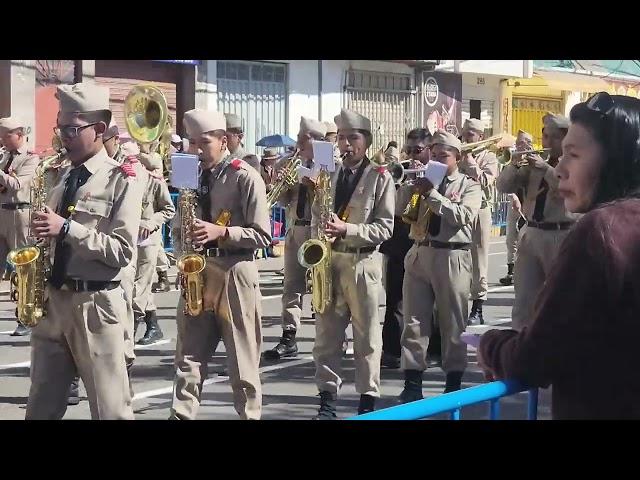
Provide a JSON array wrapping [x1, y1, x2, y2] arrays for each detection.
[[256, 134, 297, 148]]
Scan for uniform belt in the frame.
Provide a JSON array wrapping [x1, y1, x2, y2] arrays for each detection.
[[203, 247, 254, 258], [59, 280, 120, 292], [294, 220, 311, 226], [417, 240, 471, 250], [526, 220, 574, 231], [1, 202, 30, 210], [331, 245, 377, 254]]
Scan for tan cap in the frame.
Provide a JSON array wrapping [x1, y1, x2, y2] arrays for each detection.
[[262, 147, 279, 160], [183, 109, 227, 138], [431, 130, 462, 152], [333, 114, 342, 131], [542, 112, 570, 130], [299, 117, 328, 138], [517, 129, 533, 143], [0, 117, 27, 132], [463, 118, 485, 134], [56, 83, 110, 113], [337, 108, 371, 134], [324, 121, 338, 134], [139, 151, 163, 171], [224, 113, 243, 131], [120, 140, 140, 157]]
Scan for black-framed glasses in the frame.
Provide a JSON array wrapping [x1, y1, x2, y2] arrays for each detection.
[[53, 123, 99, 139], [405, 146, 426, 155], [586, 92, 615, 116]]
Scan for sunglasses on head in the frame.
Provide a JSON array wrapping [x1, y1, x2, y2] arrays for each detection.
[[586, 92, 615, 116]]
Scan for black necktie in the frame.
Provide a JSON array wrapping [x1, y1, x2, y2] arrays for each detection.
[[50, 166, 91, 288], [532, 178, 549, 222], [3, 151, 16, 174], [333, 168, 353, 214], [427, 179, 450, 237], [198, 169, 213, 222]]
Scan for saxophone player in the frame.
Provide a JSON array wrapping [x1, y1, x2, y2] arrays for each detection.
[[27, 83, 144, 419], [170, 109, 271, 420], [398, 131, 481, 403], [311, 108, 394, 419], [263, 117, 328, 360], [0, 117, 40, 337]]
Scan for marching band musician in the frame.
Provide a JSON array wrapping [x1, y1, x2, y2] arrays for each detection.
[[311, 108, 394, 419], [263, 118, 328, 361], [27, 83, 143, 419], [259, 148, 279, 191], [224, 113, 247, 159], [398, 130, 481, 403], [499, 129, 532, 286], [458, 118, 499, 325], [169, 108, 271, 420], [0, 117, 40, 337], [132, 150, 175, 345], [496, 113, 579, 331]]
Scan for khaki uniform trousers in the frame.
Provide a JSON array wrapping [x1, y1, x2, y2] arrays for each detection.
[[281, 225, 311, 331], [171, 256, 263, 420], [26, 285, 134, 420], [511, 226, 571, 331], [313, 250, 383, 397], [470, 206, 492, 301], [0, 208, 29, 267], [505, 206, 521, 265], [133, 244, 161, 319], [156, 248, 169, 273], [401, 245, 473, 374]]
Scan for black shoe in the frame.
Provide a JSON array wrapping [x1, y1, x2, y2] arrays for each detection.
[[467, 300, 484, 326], [313, 391, 337, 420], [68, 376, 80, 405], [136, 311, 163, 346], [357, 394, 376, 415], [381, 352, 400, 369], [11, 323, 31, 337], [263, 330, 298, 360], [398, 370, 424, 404], [443, 371, 464, 393], [499, 263, 514, 286], [151, 271, 171, 293]]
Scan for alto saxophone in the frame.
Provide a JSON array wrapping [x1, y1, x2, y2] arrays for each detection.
[[297, 166, 333, 314], [176, 189, 207, 317], [266, 149, 300, 209], [8, 143, 68, 327]]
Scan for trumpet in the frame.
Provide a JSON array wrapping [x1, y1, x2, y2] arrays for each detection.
[[267, 149, 300, 209]]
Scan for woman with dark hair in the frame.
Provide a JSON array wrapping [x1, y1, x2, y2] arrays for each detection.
[[478, 92, 640, 419]]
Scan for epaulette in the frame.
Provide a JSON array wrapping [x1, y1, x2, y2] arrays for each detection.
[[120, 163, 137, 178], [230, 158, 244, 170], [375, 166, 388, 175]]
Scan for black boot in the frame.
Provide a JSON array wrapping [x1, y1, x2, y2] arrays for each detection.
[[381, 352, 400, 369], [263, 329, 298, 360], [313, 391, 337, 420], [68, 376, 80, 405], [152, 271, 170, 293], [499, 263, 514, 286], [467, 300, 484, 326], [357, 394, 376, 415], [398, 370, 424, 404], [11, 322, 31, 337], [444, 371, 464, 393], [136, 311, 163, 346]]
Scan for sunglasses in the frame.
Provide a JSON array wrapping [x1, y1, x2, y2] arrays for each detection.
[[405, 146, 426, 155], [54, 123, 99, 139], [586, 92, 615, 116]]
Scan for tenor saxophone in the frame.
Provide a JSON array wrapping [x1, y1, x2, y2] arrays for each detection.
[[297, 166, 333, 314], [7, 144, 69, 327]]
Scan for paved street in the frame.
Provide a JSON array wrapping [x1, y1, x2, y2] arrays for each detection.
[[0, 236, 551, 420]]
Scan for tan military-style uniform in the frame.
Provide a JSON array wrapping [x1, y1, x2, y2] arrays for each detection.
[[229, 145, 247, 161], [311, 159, 395, 397], [132, 168, 175, 321], [276, 152, 316, 332], [458, 149, 498, 301], [399, 168, 482, 374], [0, 145, 39, 267], [26, 148, 144, 420], [170, 155, 271, 420], [496, 159, 580, 330]]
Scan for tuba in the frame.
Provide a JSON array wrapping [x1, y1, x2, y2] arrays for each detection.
[[176, 190, 206, 317], [297, 165, 333, 314], [266, 149, 301, 209], [7, 137, 69, 327]]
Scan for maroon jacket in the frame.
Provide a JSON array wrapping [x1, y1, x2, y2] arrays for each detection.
[[479, 198, 640, 419]]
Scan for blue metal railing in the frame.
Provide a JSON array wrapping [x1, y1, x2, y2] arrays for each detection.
[[348, 380, 538, 421], [160, 193, 287, 252]]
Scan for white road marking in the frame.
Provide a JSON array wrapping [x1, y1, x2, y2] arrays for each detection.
[[488, 251, 507, 256], [487, 286, 514, 293], [0, 361, 30, 371], [134, 339, 172, 349]]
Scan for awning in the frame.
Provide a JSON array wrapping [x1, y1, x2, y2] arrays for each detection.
[[535, 70, 610, 92]]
